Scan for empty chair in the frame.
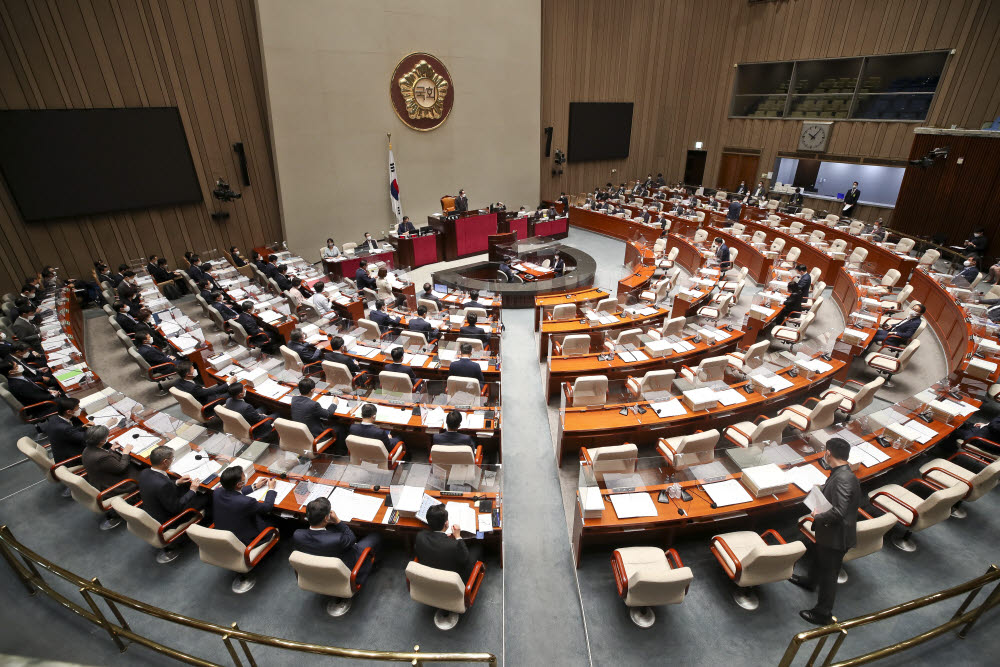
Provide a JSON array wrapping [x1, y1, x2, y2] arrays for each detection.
[[679, 356, 728, 383], [342, 242, 357, 254], [894, 238, 915, 254], [697, 293, 731, 321], [605, 328, 643, 351], [580, 443, 638, 482], [398, 330, 429, 347], [828, 239, 848, 260], [54, 466, 138, 531], [799, 208, 814, 221], [405, 559, 486, 630], [724, 413, 791, 448], [798, 509, 897, 582], [877, 284, 913, 313], [550, 303, 576, 320], [779, 394, 842, 433], [641, 278, 672, 304], [787, 221, 805, 235], [289, 549, 377, 617], [823, 214, 839, 225], [596, 297, 618, 314], [917, 248, 940, 268], [109, 496, 202, 564], [186, 524, 280, 593], [710, 529, 806, 609], [346, 434, 405, 469], [750, 231, 767, 246], [779, 246, 802, 269], [865, 338, 920, 386], [764, 238, 785, 260], [447, 376, 486, 399], [611, 547, 694, 627], [820, 377, 884, 420], [730, 223, 746, 236], [868, 479, 966, 551], [725, 340, 769, 374], [626, 369, 676, 399], [658, 247, 680, 269], [721, 267, 749, 292], [847, 221, 864, 235], [214, 404, 274, 442], [274, 418, 336, 457], [554, 334, 591, 357], [846, 247, 868, 267], [169, 387, 223, 424], [919, 453, 1000, 518], [652, 237, 668, 255], [657, 429, 720, 469], [379, 370, 422, 394], [417, 298, 439, 315], [865, 269, 900, 296], [809, 230, 826, 243], [565, 375, 608, 407], [693, 229, 708, 245], [357, 318, 383, 342]]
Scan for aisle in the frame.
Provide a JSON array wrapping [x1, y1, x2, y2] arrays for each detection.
[[500, 307, 592, 666]]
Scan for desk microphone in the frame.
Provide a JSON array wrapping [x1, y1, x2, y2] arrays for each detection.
[[689, 485, 717, 509]]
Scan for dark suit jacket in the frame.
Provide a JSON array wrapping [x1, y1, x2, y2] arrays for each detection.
[[419, 291, 442, 307], [292, 524, 363, 567], [966, 415, 1000, 441], [326, 350, 360, 375], [212, 486, 276, 545], [369, 310, 400, 332], [813, 464, 861, 551], [432, 431, 475, 448], [45, 415, 88, 463], [82, 445, 139, 491], [449, 358, 485, 385], [553, 259, 565, 276], [137, 344, 175, 368], [212, 301, 237, 321], [384, 362, 416, 384], [289, 340, 322, 364], [843, 188, 860, 206], [7, 377, 53, 407], [12, 317, 41, 347], [454, 196, 469, 212], [360, 239, 379, 252], [465, 300, 485, 310], [459, 325, 488, 345], [726, 201, 742, 221], [117, 281, 139, 302], [225, 397, 268, 428], [397, 221, 417, 235], [408, 317, 434, 335], [174, 378, 229, 405], [349, 422, 392, 450], [290, 395, 334, 437], [715, 244, 731, 267], [231, 254, 247, 267], [236, 313, 263, 337], [790, 193, 804, 206], [187, 264, 207, 282], [752, 186, 766, 198], [116, 312, 141, 335], [263, 263, 281, 280], [274, 273, 292, 291], [797, 274, 812, 294], [415, 530, 473, 577], [885, 315, 921, 341], [355, 268, 376, 289], [138, 468, 198, 524], [150, 265, 175, 284], [957, 266, 979, 284], [736, 185, 747, 195]]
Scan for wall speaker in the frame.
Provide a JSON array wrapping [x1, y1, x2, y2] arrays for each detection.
[[233, 142, 250, 186], [544, 127, 553, 157]]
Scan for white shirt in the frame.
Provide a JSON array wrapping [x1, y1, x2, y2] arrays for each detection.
[[311, 292, 332, 314], [322, 245, 341, 259]]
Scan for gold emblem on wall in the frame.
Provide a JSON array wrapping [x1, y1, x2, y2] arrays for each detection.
[[390, 53, 454, 132]]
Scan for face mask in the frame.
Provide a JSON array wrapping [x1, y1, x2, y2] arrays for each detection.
[[909, 309, 920, 318]]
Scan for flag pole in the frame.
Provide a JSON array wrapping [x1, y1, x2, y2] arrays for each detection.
[[387, 132, 391, 150]]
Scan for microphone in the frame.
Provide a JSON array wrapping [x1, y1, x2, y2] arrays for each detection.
[[688, 485, 717, 509]]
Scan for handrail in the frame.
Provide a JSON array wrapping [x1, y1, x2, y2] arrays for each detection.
[[0, 525, 497, 666], [777, 563, 1000, 667]]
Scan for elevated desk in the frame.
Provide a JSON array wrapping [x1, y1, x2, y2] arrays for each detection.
[[324, 249, 396, 281], [386, 232, 439, 269], [427, 211, 499, 260]]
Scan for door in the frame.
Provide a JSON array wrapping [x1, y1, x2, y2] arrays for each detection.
[[684, 150, 707, 186], [717, 152, 759, 191]]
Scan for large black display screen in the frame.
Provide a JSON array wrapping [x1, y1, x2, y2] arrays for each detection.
[[567, 102, 633, 162]]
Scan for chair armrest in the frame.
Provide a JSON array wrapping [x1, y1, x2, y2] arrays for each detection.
[[474, 446, 483, 466], [710, 536, 742, 581], [350, 547, 374, 592], [97, 479, 140, 510], [249, 417, 275, 438], [725, 424, 755, 444], [312, 428, 337, 448], [563, 383, 573, 399], [243, 526, 280, 568], [962, 437, 1000, 458], [580, 448, 594, 465], [797, 516, 816, 542], [351, 372, 366, 386], [858, 507, 874, 520], [464, 561, 486, 608], [388, 441, 406, 467], [902, 477, 940, 494], [412, 379, 425, 393], [664, 548, 684, 569], [302, 360, 324, 376], [921, 467, 974, 496], [761, 529, 787, 545], [950, 450, 994, 466], [50, 454, 84, 476], [20, 400, 57, 423], [552, 341, 563, 355], [158, 508, 203, 544], [148, 362, 176, 381], [869, 491, 917, 526], [611, 551, 628, 598]]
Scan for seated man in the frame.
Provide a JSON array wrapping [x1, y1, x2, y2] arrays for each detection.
[[235, 301, 279, 352], [81, 425, 140, 492], [113, 301, 141, 336], [138, 445, 210, 523], [397, 215, 417, 235], [420, 282, 443, 307], [225, 383, 279, 440], [552, 253, 565, 277], [349, 403, 401, 450], [871, 304, 924, 348], [287, 328, 324, 366], [210, 291, 238, 321], [0, 359, 60, 406], [459, 313, 489, 346], [212, 467, 277, 545], [197, 280, 213, 303], [448, 342, 485, 385], [415, 503, 482, 579], [290, 377, 337, 439], [9, 341, 58, 388], [292, 497, 382, 586], [274, 265, 293, 292], [497, 257, 513, 283], [12, 305, 42, 351], [354, 260, 377, 290], [432, 409, 475, 448], [407, 305, 435, 337], [135, 330, 178, 373], [368, 299, 401, 333], [45, 397, 89, 463], [464, 290, 485, 310], [955, 258, 980, 285], [173, 359, 233, 408], [310, 282, 333, 316], [326, 335, 361, 375], [383, 346, 417, 385]]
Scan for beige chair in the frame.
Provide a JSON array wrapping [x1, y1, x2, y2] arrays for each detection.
[[274, 418, 335, 457], [398, 330, 430, 347], [778, 246, 802, 269], [456, 336, 486, 353], [820, 377, 884, 420], [342, 242, 358, 254], [865, 269, 901, 296], [721, 267, 749, 292], [799, 208, 814, 221], [652, 237, 668, 255], [605, 328, 644, 352], [550, 303, 577, 320], [730, 223, 746, 236], [724, 413, 791, 447], [658, 247, 679, 268], [446, 376, 485, 400], [417, 298, 439, 315], [865, 338, 920, 386], [799, 509, 897, 583], [357, 318, 383, 342], [894, 238, 915, 254], [823, 214, 839, 225], [693, 229, 708, 245], [596, 297, 619, 314], [679, 356, 728, 383], [772, 311, 816, 350], [429, 443, 483, 467], [697, 293, 731, 321], [846, 247, 868, 267], [16, 436, 83, 485], [657, 429, 720, 469], [54, 466, 138, 531], [280, 345, 320, 375], [565, 375, 608, 407], [809, 230, 825, 243], [764, 238, 785, 261], [868, 479, 966, 551], [919, 453, 1000, 518], [749, 231, 767, 246], [215, 404, 274, 442], [787, 222, 805, 235], [346, 434, 405, 469], [170, 386, 224, 424], [580, 443, 637, 478], [828, 239, 848, 260], [779, 394, 842, 432], [641, 278, 672, 304], [611, 547, 694, 627], [658, 316, 687, 338], [405, 559, 486, 630], [725, 340, 769, 374], [626, 370, 676, 400], [109, 495, 202, 564], [186, 524, 280, 593], [847, 220, 864, 235], [322, 360, 361, 391], [554, 334, 591, 357], [710, 529, 806, 609], [380, 370, 421, 394], [917, 248, 940, 268], [289, 549, 377, 617]]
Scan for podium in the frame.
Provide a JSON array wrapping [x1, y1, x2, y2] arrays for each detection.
[[426, 210, 499, 260], [387, 231, 439, 268]]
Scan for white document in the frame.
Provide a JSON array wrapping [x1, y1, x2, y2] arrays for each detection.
[[786, 464, 829, 493], [299, 483, 334, 507], [112, 427, 163, 451], [804, 486, 833, 514], [445, 501, 477, 533], [415, 493, 442, 522], [250, 480, 296, 505], [461, 413, 486, 430], [254, 379, 289, 400], [423, 407, 446, 429], [328, 486, 356, 522], [316, 395, 338, 410], [650, 398, 686, 418], [715, 388, 747, 406], [900, 419, 938, 444], [854, 442, 890, 465], [609, 492, 658, 519], [478, 513, 494, 533], [396, 486, 425, 513], [617, 351, 636, 363], [351, 493, 385, 522], [630, 350, 649, 361], [702, 479, 754, 507], [258, 310, 281, 323]]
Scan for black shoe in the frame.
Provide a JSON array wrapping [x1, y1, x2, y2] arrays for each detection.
[[799, 609, 833, 625], [789, 574, 816, 591]]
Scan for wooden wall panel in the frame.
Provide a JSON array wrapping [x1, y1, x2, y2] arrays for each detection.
[[542, 0, 1000, 230], [0, 0, 282, 295]]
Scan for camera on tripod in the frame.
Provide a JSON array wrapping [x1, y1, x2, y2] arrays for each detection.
[[212, 178, 242, 203]]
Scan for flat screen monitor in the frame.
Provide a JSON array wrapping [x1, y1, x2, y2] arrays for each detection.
[[0, 107, 202, 221], [567, 102, 633, 162], [434, 284, 448, 294]]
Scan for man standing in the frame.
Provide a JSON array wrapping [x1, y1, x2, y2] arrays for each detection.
[[712, 237, 731, 272], [726, 197, 743, 223], [791, 437, 861, 625], [454, 190, 469, 212], [842, 181, 861, 217]]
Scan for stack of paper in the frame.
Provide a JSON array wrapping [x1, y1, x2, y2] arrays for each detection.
[[609, 492, 658, 519], [786, 464, 829, 492], [249, 479, 296, 505], [649, 398, 686, 418], [702, 479, 753, 507], [254, 379, 289, 400], [445, 502, 477, 533], [460, 413, 486, 430]]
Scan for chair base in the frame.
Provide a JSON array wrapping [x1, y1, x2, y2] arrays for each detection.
[[156, 548, 179, 564], [951, 504, 967, 519], [837, 567, 848, 584], [232, 573, 256, 594], [629, 606, 657, 628], [891, 534, 917, 552], [61, 486, 72, 498], [732, 588, 760, 611], [433, 609, 461, 630], [326, 597, 353, 617], [99, 516, 122, 531]]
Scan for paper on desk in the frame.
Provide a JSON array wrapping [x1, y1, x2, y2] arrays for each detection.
[[702, 479, 754, 507], [475, 360, 489, 371], [416, 493, 442, 523], [901, 419, 938, 444], [423, 407, 446, 429], [299, 483, 334, 507], [438, 349, 457, 362], [255, 379, 289, 400], [478, 513, 494, 533], [715, 388, 746, 406], [618, 351, 636, 363], [316, 395, 338, 410], [328, 486, 356, 522], [112, 427, 163, 450], [446, 502, 477, 533], [854, 442, 890, 466], [352, 493, 385, 522], [250, 480, 296, 505], [609, 492, 658, 519], [460, 413, 486, 430], [786, 464, 829, 492], [804, 486, 833, 514], [650, 399, 686, 418]]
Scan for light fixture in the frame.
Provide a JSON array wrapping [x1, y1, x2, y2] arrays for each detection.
[[695, 141, 703, 149]]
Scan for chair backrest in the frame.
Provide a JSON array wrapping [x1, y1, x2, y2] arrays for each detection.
[[881, 269, 901, 287], [911, 484, 967, 532], [728, 248, 738, 265], [666, 247, 679, 262], [829, 239, 847, 253], [625, 555, 694, 607], [54, 466, 102, 515], [559, 334, 591, 357], [380, 370, 414, 393], [768, 238, 785, 253], [551, 303, 576, 320], [289, 550, 354, 599], [807, 295, 825, 315], [229, 319, 251, 347], [399, 331, 429, 348], [748, 414, 791, 445], [672, 429, 720, 467], [170, 387, 210, 423], [640, 369, 675, 395], [613, 328, 643, 347], [810, 230, 825, 242], [785, 246, 801, 264], [918, 249, 940, 266], [895, 238, 915, 254], [969, 272, 984, 290], [589, 443, 638, 480], [447, 376, 481, 397], [894, 284, 914, 304], [824, 214, 839, 223], [128, 347, 151, 372], [116, 329, 134, 349], [342, 242, 358, 253], [405, 561, 467, 614], [800, 208, 814, 220], [693, 230, 708, 245], [596, 297, 618, 314], [694, 356, 729, 382], [464, 307, 488, 320], [741, 340, 770, 369], [750, 231, 766, 244], [847, 221, 864, 235], [280, 345, 303, 372], [430, 444, 477, 468], [346, 434, 390, 468], [214, 404, 252, 440], [968, 459, 1000, 500], [845, 512, 897, 562], [186, 524, 252, 573], [571, 375, 608, 406], [738, 539, 806, 587], [357, 319, 382, 342], [731, 223, 745, 235], [849, 377, 884, 414], [321, 361, 354, 390], [417, 298, 439, 315], [788, 221, 804, 234], [662, 316, 687, 337], [109, 495, 169, 548], [275, 419, 320, 456], [804, 394, 842, 431], [456, 337, 485, 352], [653, 238, 667, 254], [848, 247, 868, 264], [897, 339, 920, 366], [17, 436, 54, 482]]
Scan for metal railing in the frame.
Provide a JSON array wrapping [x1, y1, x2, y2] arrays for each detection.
[[0, 525, 497, 667], [778, 563, 1000, 667]]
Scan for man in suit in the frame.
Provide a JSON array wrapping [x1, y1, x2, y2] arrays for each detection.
[[726, 198, 743, 223], [173, 359, 233, 408], [955, 258, 980, 286], [212, 467, 276, 545], [273, 265, 293, 292], [310, 282, 334, 316], [45, 397, 90, 463], [432, 409, 475, 449], [210, 292, 237, 322], [420, 282, 442, 308], [349, 403, 401, 450], [229, 246, 248, 267], [196, 280, 213, 303], [113, 301, 141, 336], [790, 438, 861, 625], [81, 425, 140, 492], [870, 304, 924, 348], [497, 257, 513, 282], [558, 192, 569, 211], [454, 189, 469, 212], [655, 173, 666, 187], [751, 181, 766, 199], [287, 328, 324, 367], [963, 228, 988, 260], [397, 215, 417, 236], [449, 342, 485, 386], [354, 260, 377, 290], [290, 377, 336, 438], [225, 383, 279, 440], [136, 330, 178, 373], [640, 209, 651, 224], [795, 264, 812, 294], [260, 255, 281, 281], [9, 342, 57, 388], [842, 181, 861, 217], [415, 503, 482, 579], [369, 299, 401, 334], [383, 346, 417, 385], [407, 305, 435, 338], [955, 413, 1000, 447], [0, 360, 60, 407], [552, 253, 566, 277], [293, 497, 382, 585], [150, 257, 183, 296], [713, 237, 731, 272], [359, 233, 379, 253], [327, 336, 362, 375], [138, 445, 210, 523], [116, 270, 140, 302], [464, 290, 485, 310], [460, 313, 489, 346], [788, 187, 804, 213], [19, 284, 42, 308], [631, 180, 644, 196], [774, 280, 804, 327], [736, 181, 747, 196], [234, 302, 277, 352], [864, 219, 888, 243], [12, 305, 42, 351]]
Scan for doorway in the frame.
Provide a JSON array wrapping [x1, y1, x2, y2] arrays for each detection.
[[717, 152, 760, 192], [684, 150, 707, 186]]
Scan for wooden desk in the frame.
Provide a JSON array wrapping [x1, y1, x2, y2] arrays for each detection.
[[665, 216, 773, 285], [534, 287, 611, 330], [426, 211, 499, 260], [387, 232, 439, 268], [325, 249, 396, 281], [539, 306, 671, 362], [908, 268, 975, 374]]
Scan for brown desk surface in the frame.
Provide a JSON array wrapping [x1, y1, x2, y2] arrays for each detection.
[[539, 306, 671, 362]]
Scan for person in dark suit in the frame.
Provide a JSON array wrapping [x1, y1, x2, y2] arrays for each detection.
[[212, 467, 276, 545], [45, 397, 90, 463], [420, 283, 443, 308], [383, 346, 416, 385], [655, 173, 666, 187], [273, 265, 293, 292], [449, 342, 485, 385], [225, 383, 279, 440], [136, 308, 169, 349], [842, 181, 861, 217], [454, 190, 469, 212], [639, 209, 651, 224], [354, 260, 377, 290], [135, 330, 178, 372], [432, 409, 475, 449], [1, 360, 60, 406], [186, 255, 207, 282], [464, 290, 485, 310], [292, 497, 382, 585], [751, 181, 766, 199], [552, 253, 566, 277], [368, 300, 401, 333], [234, 302, 277, 352], [8, 343, 56, 389], [397, 216, 417, 235], [788, 187, 804, 213], [327, 336, 361, 375], [138, 446, 210, 523], [955, 413, 1000, 447], [963, 228, 988, 260], [349, 403, 401, 450], [407, 305, 435, 338], [196, 280, 213, 303], [289, 377, 336, 438], [359, 233, 379, 253], [558, 192, 569, 211], [726, 198, 743, 223], [795, 264, 812, 294], [210, 291, 237, 322], [116, 271, 140, 302], [150, 257, 183, 297], [251, 251, 268, 273], [955, 258, 980, 285], [262, 255, 282, 280], [12, 305, 42, 351], [864, 219, 888, 243], [736, 181, 747, 195], [19, 284, 42, 308], [459, 313, 488, 346], [229, 246, 247, 267], [415, 503, 482, 579], [113, 301, 141, 336], [870, 304, 924, 348], [497, 257, 513, 282], [287, 328, 324, 367], [173, 359, 233, 408], [81, 425, 140, 491], [713, 238, 731, 272], [774, 281, 804, 327], [790, 438, 861, 625]]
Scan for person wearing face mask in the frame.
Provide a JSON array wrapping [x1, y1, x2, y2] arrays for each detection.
[[955, 258, 980, 286], [44, 397, 91, 463], [870, 303, 924, 348], [454, 189, 469, 212], [789, 437, 861, 625], [321, 238, 341, 260], [963, 228, 988, 261], [229, 246, 247, 267], [0, 359, 61, 405], [359, 232, 379, 253]]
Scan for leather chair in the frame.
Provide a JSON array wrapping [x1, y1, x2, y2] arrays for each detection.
[[611, 547, 693, 627], [721, 267, 749, 292], [799, 509, 896, 583], [655, 316, 687, 339], [169, 386, 224, 424], [710, 529, 806, 609], [868, 479, 966, 551], [820, 377, 884, 420], [456, 337, 486, 353], [596, 297, 618, 314], [553, 334, 591, 357], [918, 248, 940, 268], [895, 238, 915, 254], [724, 413, 791, 448], [16, 436, 83, 484], [550, 303, 577, 320], [342, 242, 358, 254], [186, 524, 280, 593], [846, 247, 868, 268], [772, 312, 816, 351], [289, 549, 377, 616], [847, 221, 864, 235], [2, 390, 57, 442], [346, 434, 405, 469], [440, 196, 456, 212], [604, 328, 643, 351], [127, 347, 174, 393], [725, 340, 769, 374], [679, 356, 728, 383], [379, 370, 423, 394], [464, 307, 488, 320], [417, 298, 439, 315], [764, 239, 785, 261], [398, 331, 430, 347], [749, 231, 767, 247], [779, 394, 842, 432], [693, 230, 708, 245], [429, 443, 483, 468], [446, 376, 487, 399], [215, 404, 274, 442], [280, 345, 321, 376], [54, 466, 138, 531], [640, 278, 671, 304], [322, 361, 365, 392], [865, 339, 920, 386], [564, 375, 608, 407], [697, 293, 731, 321], [274, 418, 335, 457], [828, 239, 848, 260], [357, 318, 383, 342], [652, 237, 667, 255], [580, 443, 638, 482], [865, 269, 901, 296], [657, 247, 679, 269], [625, 370, 676, 400], [229, 319, 258, 350], [657, 429, 720, 469], [109, 495, 202, 564], [798, 208, 814, 221], [404, 559, 486, 630], [919, 452, 1000, 518], [778, 246, 802, 270]]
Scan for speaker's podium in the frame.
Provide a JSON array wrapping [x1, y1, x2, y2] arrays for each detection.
[[427, 201, 498, 261]]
